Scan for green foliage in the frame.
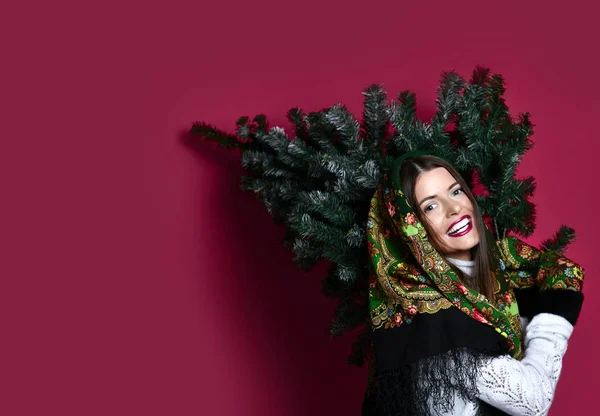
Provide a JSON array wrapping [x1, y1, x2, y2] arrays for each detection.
[[540, 226, 577, 253], [189, 66, 577, 367]]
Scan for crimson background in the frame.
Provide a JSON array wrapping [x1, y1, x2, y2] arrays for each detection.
[[2, 0, 599, 414]]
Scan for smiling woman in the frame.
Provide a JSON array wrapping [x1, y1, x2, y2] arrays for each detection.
[[362, 153, 585, 416]]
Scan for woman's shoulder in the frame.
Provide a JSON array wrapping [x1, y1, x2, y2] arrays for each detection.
[[372, 306, 508, 372]]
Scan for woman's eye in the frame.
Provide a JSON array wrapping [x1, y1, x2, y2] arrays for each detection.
[[452, 188, 463, 196], [425, 204, 434, 212]]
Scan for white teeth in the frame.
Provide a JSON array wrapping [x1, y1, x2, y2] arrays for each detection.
[[448, 217, 470, 235]]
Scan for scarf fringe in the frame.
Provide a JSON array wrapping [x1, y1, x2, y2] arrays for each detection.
[[370, 347, 506, 416]]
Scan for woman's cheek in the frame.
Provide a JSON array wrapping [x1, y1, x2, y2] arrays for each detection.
[[435, 222, 447, 241]]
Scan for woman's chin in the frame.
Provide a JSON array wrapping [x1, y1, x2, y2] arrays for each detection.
[[444, 236, 479, 254]]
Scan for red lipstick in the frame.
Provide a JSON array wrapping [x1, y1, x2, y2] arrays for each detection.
[[447, 215, 472, 238]]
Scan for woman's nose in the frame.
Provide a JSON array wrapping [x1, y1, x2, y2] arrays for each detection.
[[447, 202, 462, 217]]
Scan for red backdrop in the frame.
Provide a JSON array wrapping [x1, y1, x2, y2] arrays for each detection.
[[3, 0, 599, 414]]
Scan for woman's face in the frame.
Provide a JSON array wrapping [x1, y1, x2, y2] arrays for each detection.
[[414, 167, 480, 261]]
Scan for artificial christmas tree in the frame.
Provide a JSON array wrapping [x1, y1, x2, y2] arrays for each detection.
[[188, 66, 577, 367]]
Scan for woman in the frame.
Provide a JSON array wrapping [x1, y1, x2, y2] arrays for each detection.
[[361, 152, 585, 416]]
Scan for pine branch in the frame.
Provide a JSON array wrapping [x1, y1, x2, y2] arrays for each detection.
[[329, 293, 369, 338], [306, 112, 343, 154], [189, 121, 247, 149], [326, 103, 361, 152], [360, 83, 389, 148], [387, 92, 429, 153], [286, 107, 311, 143], [431, 71, 465, 148], [470, 66, 492, 86], [291, 237, 323, 271], [540, 226, 577, 253], [322, 263, 355, 297]]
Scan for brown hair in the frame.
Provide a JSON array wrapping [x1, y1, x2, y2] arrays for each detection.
[[398, 155, 497, 303]]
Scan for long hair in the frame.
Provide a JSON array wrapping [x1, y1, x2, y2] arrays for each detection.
[[398, 155, 498, 303]]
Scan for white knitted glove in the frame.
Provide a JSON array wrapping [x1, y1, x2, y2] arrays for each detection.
[[476, 313, 574, 416]]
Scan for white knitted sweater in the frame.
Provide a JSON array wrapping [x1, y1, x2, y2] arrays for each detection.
[[431, 257, 574, 416]]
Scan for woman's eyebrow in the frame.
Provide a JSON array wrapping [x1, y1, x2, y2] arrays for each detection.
[[418, 182, 459, 206]]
